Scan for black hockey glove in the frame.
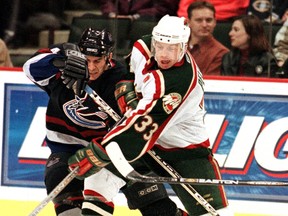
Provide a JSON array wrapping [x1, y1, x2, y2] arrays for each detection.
[[61, 43, 89, 95]]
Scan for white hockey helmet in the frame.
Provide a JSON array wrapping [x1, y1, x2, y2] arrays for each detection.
[[152, 15, 190, 44]]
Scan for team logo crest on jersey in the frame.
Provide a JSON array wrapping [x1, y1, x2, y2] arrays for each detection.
[[162, 93, 182, 114], [63, 95, 108, 129]]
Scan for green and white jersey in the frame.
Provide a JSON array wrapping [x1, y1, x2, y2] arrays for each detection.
[[102, 36, 210, 161]]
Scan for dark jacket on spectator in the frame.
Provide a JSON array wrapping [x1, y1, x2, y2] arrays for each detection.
[[221, 49, 279, 77]]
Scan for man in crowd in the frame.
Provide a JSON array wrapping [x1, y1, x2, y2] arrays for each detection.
[[186, 1, 229, 75]]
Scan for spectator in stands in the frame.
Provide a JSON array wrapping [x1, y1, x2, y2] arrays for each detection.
[[0, 38, 13, 67], [186, 1, 229, 75], [99, 0, 179, 21], [178, 0, 249, 21], [281, 9, 288, 23], [221, 15, 279, 77], [248, 0, 288, 24], [273, 19, 288, 73]]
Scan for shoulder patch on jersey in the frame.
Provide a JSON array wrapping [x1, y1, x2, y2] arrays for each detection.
[[162, 93, 182, 114]]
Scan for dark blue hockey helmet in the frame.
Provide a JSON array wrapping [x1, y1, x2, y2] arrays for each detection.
[[78, 28, 114, 57]]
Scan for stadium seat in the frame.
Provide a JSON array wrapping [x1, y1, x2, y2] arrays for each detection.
[[128, 19, 158, 46]]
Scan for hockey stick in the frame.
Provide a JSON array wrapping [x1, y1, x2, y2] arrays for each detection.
[[28, 166, 79, 216], [85, 85, 219, 216], [125, 171, 288, 187], [85, 85, 121, 122], [106, 141, 288, 188], [106, 141, 288, 187]]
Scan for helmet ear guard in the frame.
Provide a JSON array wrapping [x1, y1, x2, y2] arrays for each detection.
[[78, 28, 114, 57]]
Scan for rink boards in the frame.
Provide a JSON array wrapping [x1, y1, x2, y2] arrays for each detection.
[[0, 69, 288, 215]]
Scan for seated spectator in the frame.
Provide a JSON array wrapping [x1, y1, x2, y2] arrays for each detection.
[[248, 0, 288, 24], [99, 0, 179, 21], [186, 1, 229, 75], [281, 9, 288, 23], [178, 0, 249, 21], [273, 19, 288, 73], [0, 38, 13, 67], [274, 19, 288, 66], [221, 15, 279, 77]]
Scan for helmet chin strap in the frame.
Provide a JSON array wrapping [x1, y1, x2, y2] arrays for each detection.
[[177, 43, 187, 62], [105, 55, 112, 69]]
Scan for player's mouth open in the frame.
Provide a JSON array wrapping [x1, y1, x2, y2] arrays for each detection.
[[161, 60, 170, 65]]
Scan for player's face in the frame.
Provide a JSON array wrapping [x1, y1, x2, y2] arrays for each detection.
[[86, 55, 107, 80], [187, 8, 216, 39], [154, 42, 181, 69], [229, 20, 250, 50]]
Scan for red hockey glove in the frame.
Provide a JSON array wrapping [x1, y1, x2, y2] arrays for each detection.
[[68, 139, 110, 180], [114, 80, 139, 114]]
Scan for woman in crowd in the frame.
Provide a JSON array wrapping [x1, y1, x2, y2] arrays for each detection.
[[221, 14, 279, 77]]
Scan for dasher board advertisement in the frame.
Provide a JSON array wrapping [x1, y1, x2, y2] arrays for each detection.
[[0, 71, 288, 203]]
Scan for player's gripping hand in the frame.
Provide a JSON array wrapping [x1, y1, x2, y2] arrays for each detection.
[[68, 140, 110, 180], [61, 43, 89, 95], [114, 80, 139, 114]]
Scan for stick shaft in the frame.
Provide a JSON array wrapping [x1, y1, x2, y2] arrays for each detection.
[[127, 174, 288, 186], [29, 167, 79, 216], [85, 85, 121, 121]]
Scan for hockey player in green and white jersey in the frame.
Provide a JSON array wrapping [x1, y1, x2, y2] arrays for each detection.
[[68, 15, 232, 216]]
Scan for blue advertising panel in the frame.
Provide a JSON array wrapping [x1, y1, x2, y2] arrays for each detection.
[[1, 73, 288, 203], [205, 92, 288, 202], [2, 83, 48, 187]]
